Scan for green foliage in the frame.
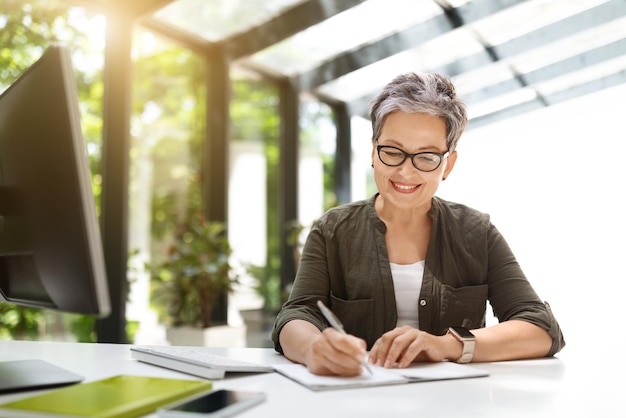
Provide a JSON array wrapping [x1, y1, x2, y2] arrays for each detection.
[[245, 264, 281, 312], [150, 220, 237, 328], [67, 314, 96, 342], [0, 0, 71, 82], [245, 220, 305, 312], [231, 78, 279, 143], [0, 303, 42, 340], [136, 48, 206, 242]]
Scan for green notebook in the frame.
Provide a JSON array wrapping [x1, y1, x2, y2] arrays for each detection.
[[0, 375, 212, 418]]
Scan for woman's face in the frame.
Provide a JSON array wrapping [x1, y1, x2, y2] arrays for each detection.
[[371, 111, 456, 212]]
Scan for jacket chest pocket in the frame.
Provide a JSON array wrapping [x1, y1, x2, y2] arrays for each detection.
[[436, 284, 488, 334], [329, 293, 376, 348]]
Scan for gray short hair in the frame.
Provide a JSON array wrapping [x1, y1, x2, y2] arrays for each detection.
[[369, 73, 468, 152]]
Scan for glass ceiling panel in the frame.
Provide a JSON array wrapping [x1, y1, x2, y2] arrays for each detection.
[[535, 54, 626, 96], [451, 62, 517, 98], [245, 0, 442, 76], [444, 0, 471, 7], [314, 27, 485, 102], [472, 0, 608, 45], [467, 87, 537, 120], [509, 17, 626, 74], [153, 0, 307, 42]]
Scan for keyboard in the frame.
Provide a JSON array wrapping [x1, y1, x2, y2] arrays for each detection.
[[130, 346, 274, 380]]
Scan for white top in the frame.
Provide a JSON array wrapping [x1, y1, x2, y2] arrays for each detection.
[[390, 260, 424, 328]]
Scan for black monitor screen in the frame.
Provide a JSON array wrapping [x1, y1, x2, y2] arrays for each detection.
[[0, 45, 110, 317]]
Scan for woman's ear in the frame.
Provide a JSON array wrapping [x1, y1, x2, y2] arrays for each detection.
[[443, 150, 458, 180]]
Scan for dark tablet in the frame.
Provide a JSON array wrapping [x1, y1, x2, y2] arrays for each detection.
[[0, 359, 84, 393]]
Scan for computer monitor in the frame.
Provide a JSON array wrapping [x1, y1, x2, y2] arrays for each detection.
[[0, 45, 110, 317]]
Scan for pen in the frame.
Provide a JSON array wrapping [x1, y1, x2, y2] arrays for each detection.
[[316, 300, 373, 375]]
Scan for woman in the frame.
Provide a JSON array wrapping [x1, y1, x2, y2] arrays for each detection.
[[271, 72, 565, 376]]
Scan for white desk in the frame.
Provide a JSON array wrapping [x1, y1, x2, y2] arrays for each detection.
[[0, 340, 618, 417]]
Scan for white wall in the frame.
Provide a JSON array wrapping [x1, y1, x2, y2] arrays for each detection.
[[228, 141, 268, 320], [438, 84, 626, 357]]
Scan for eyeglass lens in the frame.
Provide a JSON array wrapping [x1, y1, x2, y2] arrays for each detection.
[[377, 146, 444, 172]]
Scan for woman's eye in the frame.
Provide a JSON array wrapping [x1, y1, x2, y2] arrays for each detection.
[[417, 154, 438, 163], [385, 150, 403, 158]]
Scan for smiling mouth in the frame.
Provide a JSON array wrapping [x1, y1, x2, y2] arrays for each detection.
[[392, 181, 419, 192]]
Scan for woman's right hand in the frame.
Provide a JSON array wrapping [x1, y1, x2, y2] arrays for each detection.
[[279, 319, 368, 376], [304, 327, 368, 376]]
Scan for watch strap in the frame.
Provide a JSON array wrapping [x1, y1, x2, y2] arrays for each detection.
[[447, 327, 475, 364]]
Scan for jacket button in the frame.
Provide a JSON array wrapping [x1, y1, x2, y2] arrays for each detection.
[[419, 299, 427, 306]]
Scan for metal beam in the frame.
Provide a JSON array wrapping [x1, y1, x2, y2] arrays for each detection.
[[223, 0, 368, 60], [203, 50, 231, 324], [204, 50, 230, 225], [140, 18, 218, 56], [277, 80, 299, 292], [332, 104, 352, 205], [96, 10, 133, 344]]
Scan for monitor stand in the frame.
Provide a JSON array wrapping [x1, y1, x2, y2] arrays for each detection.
[[0, 359, 83, 393]]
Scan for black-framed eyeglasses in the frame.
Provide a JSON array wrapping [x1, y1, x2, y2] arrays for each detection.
[[376, 142, 449, 172]]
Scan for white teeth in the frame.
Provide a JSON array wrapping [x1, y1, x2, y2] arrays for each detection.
[[393, 182, 417, 190]]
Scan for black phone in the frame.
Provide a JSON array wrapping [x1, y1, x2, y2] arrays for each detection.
[[157, 389, 265, 417]]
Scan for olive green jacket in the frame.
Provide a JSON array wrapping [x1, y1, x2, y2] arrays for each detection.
[[272, 195, 565, 356]]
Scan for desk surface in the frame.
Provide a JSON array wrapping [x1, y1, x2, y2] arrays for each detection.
[[0, 340, 619, 418]]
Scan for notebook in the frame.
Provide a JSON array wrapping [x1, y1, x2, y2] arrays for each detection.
[[130, 346, 274, 380], [0, 375, 213, 418], [273, 361, 489, 391]]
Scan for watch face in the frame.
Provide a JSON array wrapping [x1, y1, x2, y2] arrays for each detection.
[[451, 327, 474, 339]]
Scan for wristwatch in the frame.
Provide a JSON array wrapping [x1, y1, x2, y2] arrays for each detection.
[[447, 327, 476, 364]]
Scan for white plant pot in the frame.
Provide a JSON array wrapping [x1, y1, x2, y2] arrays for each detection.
[[166, 324, 247, 347]]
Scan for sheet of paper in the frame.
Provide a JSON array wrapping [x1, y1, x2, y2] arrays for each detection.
[[273, 363, 407, 391], [397, 362, 489, 381]]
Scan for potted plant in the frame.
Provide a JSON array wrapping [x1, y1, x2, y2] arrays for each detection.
[[150, 218, 241, 346], [238, 263, 281, 348], [239, 220, 304, 347]]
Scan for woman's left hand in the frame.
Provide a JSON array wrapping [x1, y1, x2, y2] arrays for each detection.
[[368, 326, 459, 368]]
